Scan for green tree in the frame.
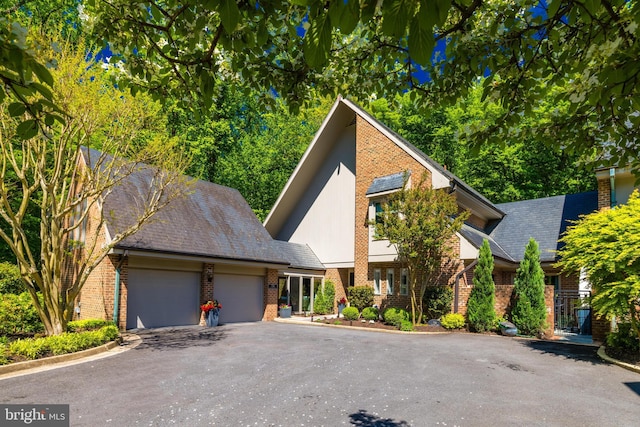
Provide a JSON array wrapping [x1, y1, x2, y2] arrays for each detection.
[[374, 171, 468, 325], [213, 95, 330, 220], [467, 239, 497, 333], [511, 238, 548, 335], [81, 1, 640, 176], [557, 190, 640, 344], [0, 37, 190, 335]]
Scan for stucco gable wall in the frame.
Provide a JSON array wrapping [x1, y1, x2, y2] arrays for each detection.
[[276, 125, 357, 267]]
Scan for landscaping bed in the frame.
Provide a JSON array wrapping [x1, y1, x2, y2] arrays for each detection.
[[315, 317, 449, 333]]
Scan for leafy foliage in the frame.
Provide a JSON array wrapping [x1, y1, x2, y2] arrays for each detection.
[[0, 35, 191, 335], [8, 324, 119, 360], [361, 307, 379, 321], [0, 262, 23, 294], [347, 286, 374, 312], [374, 171, 468, 324], [0, 292, 43, 335], [440, 313, 466, 330], [558, 190, 640, 343], [341, 306, 360, 321], [313, 280, 336, 315], [383, 307, 409, 327], [399, 320, 414, 332], [511, 239, 548, 336], [78, 0, 640, 177], [422, 286, 453, 320], [606, 323, 640, 354], [467, 240, 497, 333]]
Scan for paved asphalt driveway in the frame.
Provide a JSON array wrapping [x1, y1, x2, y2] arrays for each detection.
[[1, 322, 638, 426]]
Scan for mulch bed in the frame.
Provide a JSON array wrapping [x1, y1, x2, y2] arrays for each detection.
[[604, 347, 640, 366], [314, 317, 449, 333]]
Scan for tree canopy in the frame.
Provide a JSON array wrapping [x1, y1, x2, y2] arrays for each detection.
[[80, 0, 640, 176], [558, 190, 640, 343], [0, 36, 190, 335]]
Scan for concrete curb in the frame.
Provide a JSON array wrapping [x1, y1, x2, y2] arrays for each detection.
[[597, 346, 640, 374], [0, 334, 140, 377]]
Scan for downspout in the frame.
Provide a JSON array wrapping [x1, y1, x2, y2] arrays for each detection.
[[454, 259, 478, 313], [609, 168, 616, 207], [113, 250, 128, 325]]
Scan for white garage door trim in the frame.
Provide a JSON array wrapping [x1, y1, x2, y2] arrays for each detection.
[[213, 274, 264, 323], [127, 268, 200, 329]]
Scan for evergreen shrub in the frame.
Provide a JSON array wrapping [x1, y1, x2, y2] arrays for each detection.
[[347, 286, 374, 312], [362, 307, 379, 321]]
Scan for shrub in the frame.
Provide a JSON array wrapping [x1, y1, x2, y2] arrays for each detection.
[[0, 342, 10, 365], [313, 280, 336, 314], [347, 286, 374, 312], [362, 307, 379, 321], [441, 313, 466, 329], [422, 286, 453, 319], [511, 238, 547, 335], [383, 308, 409, 327], [467, 239, 497, 333], [0, 262, 23, 294], [8, 325, 119, 360], [399, 320, 414, 331], [0, 292, 43, 335], [342, 306, 360, 321], [67, 319, 116, 332], [606, 323, 640, 353]]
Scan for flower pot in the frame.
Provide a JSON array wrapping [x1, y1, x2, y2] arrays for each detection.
[[206, 308, 220, 327], [338, 304, 346, 317], [279, 307, 291, 318]]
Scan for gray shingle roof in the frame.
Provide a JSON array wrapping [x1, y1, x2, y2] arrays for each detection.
[[85, 148, 290, 265], [271, 241, 325, 270], [490, 191, 598, 262], [366, 171, 408, 196], [459, 224, 514, 262]]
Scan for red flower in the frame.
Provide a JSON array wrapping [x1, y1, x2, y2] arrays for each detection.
[[201, 300, 222, 312]]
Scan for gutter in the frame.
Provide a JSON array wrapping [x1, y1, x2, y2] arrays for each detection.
[[454, 259, 478, 313], [113, 250, 128, 326], [609, 168, 616, 207]]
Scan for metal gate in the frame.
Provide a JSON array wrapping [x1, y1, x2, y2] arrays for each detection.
[[554, 290, 592, 335]]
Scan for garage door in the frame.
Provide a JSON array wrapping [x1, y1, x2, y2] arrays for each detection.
[[213, 274, 264, 323], [127, 269, 200, 329]]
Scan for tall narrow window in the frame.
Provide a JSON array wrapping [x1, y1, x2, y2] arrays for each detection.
[[374, 202, 384, 224], [374, 269, 381, 295], [400, 268, 408, 296], [387, 269, 394, 295]]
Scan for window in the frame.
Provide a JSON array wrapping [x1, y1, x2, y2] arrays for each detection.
[[374, 269, 381, 295], [400, 268, 408, 296], [387, 269, 394, 295], [373, 202, 384, 225], [348, 270, 354, 287]]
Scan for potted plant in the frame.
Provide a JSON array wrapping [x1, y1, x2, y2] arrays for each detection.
[[279, 303, 292, 318], [201, 300, 222, 327], [337, 297, 347, 317]]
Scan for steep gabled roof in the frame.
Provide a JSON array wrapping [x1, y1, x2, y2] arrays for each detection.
[[82, 148, 291, 266], [264, 97, 504, 235]]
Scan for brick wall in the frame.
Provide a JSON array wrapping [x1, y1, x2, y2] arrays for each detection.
[[263, 269, 279, 321], [324, 268, 348, 312], [354, 115, 430, 290], [597, 177, 611, 209]]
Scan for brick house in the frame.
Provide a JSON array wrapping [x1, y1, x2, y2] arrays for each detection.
[[264, 97, 600, 336], [71, 148, 324, 330]]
